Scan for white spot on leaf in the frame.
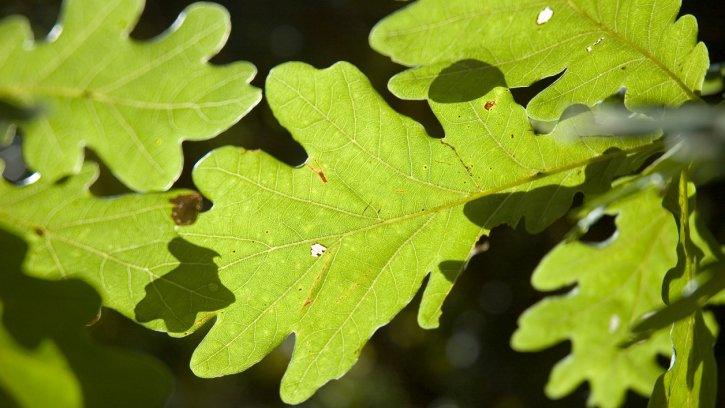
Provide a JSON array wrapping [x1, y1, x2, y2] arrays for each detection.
[[311, 243, 327, 257], [537, 7, 554, 25], [587, 37, 604, 52], [608, 314, 621, 332]]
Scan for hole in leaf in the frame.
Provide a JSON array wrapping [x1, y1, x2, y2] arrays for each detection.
[[656, 354, 671, 369], [579, 215, 617, 244], [0, 133, 33, 184]]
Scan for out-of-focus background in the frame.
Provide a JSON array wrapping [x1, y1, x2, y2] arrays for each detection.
[[0, 1, 723, 407]]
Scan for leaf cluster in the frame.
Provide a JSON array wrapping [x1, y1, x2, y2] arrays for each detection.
[[0, 0, 722, 407]]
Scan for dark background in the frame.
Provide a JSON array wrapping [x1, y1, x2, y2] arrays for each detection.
[[1, 1, 723, 407]]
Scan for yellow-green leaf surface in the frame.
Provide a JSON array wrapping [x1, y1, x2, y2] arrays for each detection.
[[648, 177, 717, 408], [0, 164, 233, 334], [180, 61, 656, 404], [370, 0, 708, 121], [512, 188, 677, 407], [0, 0, 261, 191], [0, 230, 172, 408]]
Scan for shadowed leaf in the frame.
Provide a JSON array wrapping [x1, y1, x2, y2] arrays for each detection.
[[0, 164, 231, 335], [0, 229, 173, 408]]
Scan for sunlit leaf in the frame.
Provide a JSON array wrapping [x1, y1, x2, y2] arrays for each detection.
[[648, 176, 717, 408], [179, 61, 657, 403], [0, 164, 233, 334], [370, 0, 707, 120], [0, 0, 261, 191], [512, 188, 676, 408]]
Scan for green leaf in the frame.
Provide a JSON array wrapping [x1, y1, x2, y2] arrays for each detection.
[[0, 164, 233, 334], [0, 0, 261, 191], [631, 261, 724, 338], [0, 229, 173, 407], [632, 216, 725, 337], [648, 175, 717, 408], [511, 187, 676, 408], [370, 0, 708, 120], [179, 61, 656, 403]]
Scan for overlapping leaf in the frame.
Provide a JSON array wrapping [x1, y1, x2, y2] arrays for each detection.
[[0, 229, 172, 408], [0, 0, 261, 191], [648, 178, 717, 407], [370, 0, 708, 120], [512, 188, 676, 408], [179, 61, 657, 403], [0, 164, 233, 334]]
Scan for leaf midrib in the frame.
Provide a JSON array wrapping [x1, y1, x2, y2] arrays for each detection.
[[190, 141, 662, 273], [378, 0, 700, 101], [0, 84, 242, 111], [563, 0, 699, 101], [0, 201, 223, 305]]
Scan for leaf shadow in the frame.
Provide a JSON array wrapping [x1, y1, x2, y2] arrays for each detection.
[[0, 230, 172, 407], [429, 59, 506, 103], [438, 260, 467, 283], [134, 237, 234, 333], [462, 149, 635, 234], [653, 184, 718, 403]]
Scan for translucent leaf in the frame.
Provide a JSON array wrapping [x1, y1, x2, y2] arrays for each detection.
[[370, 0, 708, 120], [633, 218, 725, 336], [648, 177, 717, 407], [512, 188, 676, 408], [0, 0, 261, 191], [179, 61, 657, 403], [0, 165, 233, 334], [0, 229, 173, 407]]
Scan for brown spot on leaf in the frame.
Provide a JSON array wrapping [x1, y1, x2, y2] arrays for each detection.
[[306, 163, 328, 183], [33, 227, 45, 236], [170, 193, 202, 226], [484, 100, 496, 110]]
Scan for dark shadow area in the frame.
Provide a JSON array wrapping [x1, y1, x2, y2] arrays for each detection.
[[135, 238, 234, 333], [368, 223, 601, 408], [438, 260, 467, 286], [0, 99, 38, 123], [510, 71, 563, 108], [429, 60, 506, 103], [578, 215, 617, 243], [652, 182, 718, 405], [0, 230, 173, 407], [84, 148, 135, 196], [463, 149, 631, 234]]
